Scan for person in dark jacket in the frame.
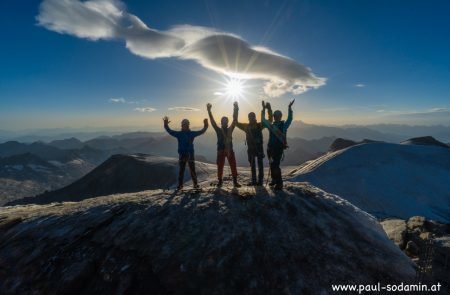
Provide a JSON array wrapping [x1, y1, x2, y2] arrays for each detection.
[[234, 101, 268, 185], [163, 116, 208, 189], [261, 99, 294, 190], [207, 102, 241, 187]]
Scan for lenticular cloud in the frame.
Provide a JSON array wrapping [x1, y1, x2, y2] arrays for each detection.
[[37, 0, 326, 97]]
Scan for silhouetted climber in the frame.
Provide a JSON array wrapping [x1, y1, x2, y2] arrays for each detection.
[[207, 102, 241, 187], [234, 101, 267, 186], [262, 99, 294, 190], [163, 116, 208, 190]]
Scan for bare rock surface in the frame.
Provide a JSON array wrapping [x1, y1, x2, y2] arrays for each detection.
[[0, 182, 415, 294], [381, 216, 450, 291], [380, 219, 407, 248]]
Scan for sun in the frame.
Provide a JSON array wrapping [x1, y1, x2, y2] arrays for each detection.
[[225, 78, 244, 99], [214, 76, 250, 102]]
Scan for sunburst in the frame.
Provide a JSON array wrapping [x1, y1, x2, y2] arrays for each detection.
[[225, 78, 244, 99]]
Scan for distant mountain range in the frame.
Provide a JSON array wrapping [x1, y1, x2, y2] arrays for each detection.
[[10, 154, 215, 206], [0, 142, 115, 204], [0, 131, 335, 166], [2, 122, 450, 143], [0, 131, 336, 203], [1, 128, 449, 205]]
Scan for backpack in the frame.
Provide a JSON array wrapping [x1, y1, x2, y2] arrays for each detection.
[[245, 123, 263, 147], [272, 121, 288, 150], [219, 126, 233, 150]]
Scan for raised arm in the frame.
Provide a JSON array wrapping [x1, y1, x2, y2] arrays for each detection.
[[192, 118, 209, 137], [163, 116, 178, 137], [266, 102, 273, 123], [261, 101, 271, 129], [232, 101, 239, 124], [233, 101, 246, 131], [230, 101, 238, 129], [284, 99, 295, 131], [207, 103, 218, 129]]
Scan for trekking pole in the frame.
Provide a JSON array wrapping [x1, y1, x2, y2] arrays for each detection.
[[265, 167, 271, 187], [250, 156, 255, 185], [228, 161, 232, 189], [265, 156, 272, 187]]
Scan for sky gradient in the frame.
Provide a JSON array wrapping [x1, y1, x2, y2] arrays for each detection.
[[1, 0, 450, 131]]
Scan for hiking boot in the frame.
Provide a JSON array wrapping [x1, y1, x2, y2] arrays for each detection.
[[176, 184, 183, 190], [193, 184, 200, 189], [269, 181, 276, 187], [273, 184, 283, 190], [233, 178, 241, 188], [217, 179, 223, 187]]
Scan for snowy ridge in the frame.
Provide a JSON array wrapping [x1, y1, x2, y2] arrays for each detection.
[[290, 142, 450, 223], [289, 145, 348, 175]]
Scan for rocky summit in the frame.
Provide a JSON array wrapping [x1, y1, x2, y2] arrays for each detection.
[[0, 183, 415, 294]]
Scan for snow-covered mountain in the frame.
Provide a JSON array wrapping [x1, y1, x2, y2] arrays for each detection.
[[289, 141, 450, 223]]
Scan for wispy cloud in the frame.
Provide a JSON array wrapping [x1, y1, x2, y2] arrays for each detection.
[[168, 107, 200, 112], [109, 97, 144, 104], [428, 107, 450, 113], [377, 107, 450, 125], [379, 108, 450, 116], [134, 107, 156, 112], [109, 97, 126, 103], [321, 107, 351, 112], [354, 83, 365, 88], [37, 0, 325, 97]]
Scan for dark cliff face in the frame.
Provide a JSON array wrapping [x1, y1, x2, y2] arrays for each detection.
[[328, 138, 378, 152], [401, 136, 449, 148], [0, 183, 414, 294], [328, 138, 357, 152]]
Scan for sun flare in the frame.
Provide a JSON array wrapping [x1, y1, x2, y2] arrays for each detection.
[[225, 78, 244, 99]]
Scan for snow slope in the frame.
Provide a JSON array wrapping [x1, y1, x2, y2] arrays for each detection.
[[289, 142, 450, 223]]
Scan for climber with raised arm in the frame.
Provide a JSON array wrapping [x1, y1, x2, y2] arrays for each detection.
[[233, 101, 267, 186], [163, 116, 208, 190], [207, 102, 241, 187], [261, 99, 294, 190]]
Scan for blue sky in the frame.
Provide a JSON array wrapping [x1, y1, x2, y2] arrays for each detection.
[[1, 0, 449, 131]]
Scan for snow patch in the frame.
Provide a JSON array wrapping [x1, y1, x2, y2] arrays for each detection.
[[67, 159, 84, 165], [48, 160, 64, 167], [28, 164, 51, 173]]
